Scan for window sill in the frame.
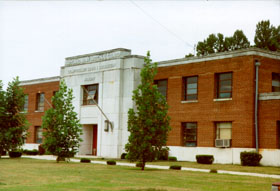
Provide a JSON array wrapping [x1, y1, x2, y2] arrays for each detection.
[[213, 98, 232, 102], [181, 100, 198, 104], [35, 110, 44, 113]]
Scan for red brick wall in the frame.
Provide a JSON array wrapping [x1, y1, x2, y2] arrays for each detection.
[[21, 81, 59, 143], [156, 55, 279, 148], [257, 56, 280, 149]]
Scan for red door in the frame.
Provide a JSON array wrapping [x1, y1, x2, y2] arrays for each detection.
[[92, 125, 98, 156]]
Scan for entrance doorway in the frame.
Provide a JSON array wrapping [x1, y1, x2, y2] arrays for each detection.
[[92, 125, 98, 155]]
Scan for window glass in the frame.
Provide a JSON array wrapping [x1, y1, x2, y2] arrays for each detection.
[[83, 84, 98, 105], [272, 73, 280, 92], [183, 76, 198, 101], [35, 126, 43, 144], [36, 93, 44, 111], [216, 122, 232, 139], [155, 79, 167, 99], [182, 122, 197, 147], [217, 72, 232, 98], [22, 95, 28, 112]]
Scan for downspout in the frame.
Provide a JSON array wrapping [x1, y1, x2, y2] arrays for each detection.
[[255, 60, 261, 153]]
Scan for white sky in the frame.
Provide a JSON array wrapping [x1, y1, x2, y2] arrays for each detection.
[[0, 0, 279, 88]]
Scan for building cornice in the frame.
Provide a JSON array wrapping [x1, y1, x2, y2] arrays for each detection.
[[20, 76, 60, 86], [157, 47, 280, 68]]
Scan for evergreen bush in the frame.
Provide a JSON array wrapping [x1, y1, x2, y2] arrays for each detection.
[[107, 160, 116, 165], [196, 155, 214, 164], [169, 165, 181, 170], [240, 151, 262, 166], [80, 158, 91, 163], [168, 156, 177, 161]]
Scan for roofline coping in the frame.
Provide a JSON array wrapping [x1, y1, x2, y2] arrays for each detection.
[[157, 47, 280, 67], [20, 76, 60, 86]]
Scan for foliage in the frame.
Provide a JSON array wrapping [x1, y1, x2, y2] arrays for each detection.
[[168, 156, 177, 161], [196, 155, 214, 164], [169, 165, 181, 170], [9, 150, 22, 158], [185, 53, 194, 58], [38, 144, 45, 155], [196, 30, 250, 56], [107, 160, 116, 165], [254, 20, 280, 51], [80, 158, 91, 163], [210, 169, 218, 173], [0, 77, 28, 158], [23, 149, 39, 155], [125, 52, 171, 170], [42, 80, 82, 162], [156, 147, 169, 160], [240, 151, 262, 166], [136, 162, 144, 168], [121, 153, 127, 159]]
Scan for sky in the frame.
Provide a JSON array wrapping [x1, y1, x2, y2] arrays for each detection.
[[0, 0, 279, 88]]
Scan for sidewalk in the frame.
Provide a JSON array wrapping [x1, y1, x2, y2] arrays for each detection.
[[22, 155, 280, 179]]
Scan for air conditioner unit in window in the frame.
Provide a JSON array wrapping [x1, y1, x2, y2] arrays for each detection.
[[215, 139, 231, 148]]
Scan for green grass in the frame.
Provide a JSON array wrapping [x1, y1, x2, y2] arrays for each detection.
[[0, 158, 278, 191], [75, 157, 280, 175]]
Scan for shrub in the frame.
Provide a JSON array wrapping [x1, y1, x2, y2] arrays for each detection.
[[169, 165, 181, 170], [23, 149, 39, 155], [38, 144, 45, 155], [168, 156, 177, 161], [196, 155, 214, 164], [136, 162, 144, 168], [80, 158, 91, 163], [107, 160, 116, 165], [121, 153, 127, 159], [1, 151, 6, 156], [240, 151, 262, 166], [9, 151, 22, 158], [210, 169, 218, 173], [157, 147, 169, 160]]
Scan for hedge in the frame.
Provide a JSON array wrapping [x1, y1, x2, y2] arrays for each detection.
[[168, 156, 177, 161], [196, 155, 214, 164], [9, 151, 22, 158], [80, 158, 91, 163], [107, 160, 116, 165], [169, 165, 181, 170], [240, 151, 262, 166]]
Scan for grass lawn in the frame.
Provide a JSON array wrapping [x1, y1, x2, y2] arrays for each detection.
[[0, 158, 279, 191], [76, 157, 280, 175]]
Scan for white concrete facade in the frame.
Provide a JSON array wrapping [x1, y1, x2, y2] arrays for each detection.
[[60, 48, 144, 158]]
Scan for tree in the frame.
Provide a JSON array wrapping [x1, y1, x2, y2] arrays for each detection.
[[125, 52, 170, 170], [0, 77, 28, 158], [254, 20, 280, 51], [196, 30, 250, 56], [42, 80, 82, 162]]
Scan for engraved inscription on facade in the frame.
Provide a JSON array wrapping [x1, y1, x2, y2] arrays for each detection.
[[67, 64, 116, 75]]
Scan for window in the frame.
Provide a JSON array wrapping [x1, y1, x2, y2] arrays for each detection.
[[272, 73, 280, 92], [35, 126, 43, 144], [216, 72, 232, 98], [154, 79, 167, 99], [36, 93, 44, 111], [183, 76, 198, 100], [182, 122, 197, 147], [216, 122, 232, 140], [83, 84, 98, 105], [22, 95, 29, 112]]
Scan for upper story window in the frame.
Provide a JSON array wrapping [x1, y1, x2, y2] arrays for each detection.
[[216, 72, 232, 98], [22, 94, 29, 112], [36, 93, 44, 112], [272, 73, 280, 92], [183, 76, 198, 101], [182, 122, 197, 147], [83, 84, 98, 105], [154, 79, 167, 99]]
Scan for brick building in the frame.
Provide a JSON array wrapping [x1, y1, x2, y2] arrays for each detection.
[[20, 47, 280, 166]]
